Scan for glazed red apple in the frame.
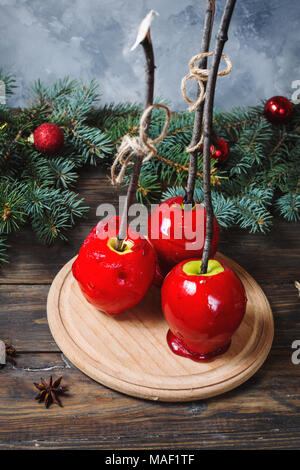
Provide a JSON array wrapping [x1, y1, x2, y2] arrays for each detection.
[[161, 258, 247, 360], [148, 196, 220, 273], [72, 216, 156, 315]]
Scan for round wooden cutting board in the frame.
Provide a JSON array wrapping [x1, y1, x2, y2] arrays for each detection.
[[47, 253, 274, 401]]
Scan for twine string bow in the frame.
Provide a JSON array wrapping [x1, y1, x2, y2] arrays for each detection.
[[181, 52, 232, 152], [111, 103, 171, 185]]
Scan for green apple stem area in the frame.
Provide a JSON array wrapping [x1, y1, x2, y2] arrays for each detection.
[[183, 259, 224, 277]]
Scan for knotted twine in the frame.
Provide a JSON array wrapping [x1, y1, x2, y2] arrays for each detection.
[[181, 52, 232, 152], [111, 103, 171, 185]]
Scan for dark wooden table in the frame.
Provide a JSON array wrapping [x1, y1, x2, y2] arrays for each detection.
[[0, 165, 299, 450]]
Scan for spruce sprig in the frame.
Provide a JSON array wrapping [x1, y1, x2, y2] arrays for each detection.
[[0, 68, 299, 263], [0, 74, 111, 263], [105, 101, 300, 233]]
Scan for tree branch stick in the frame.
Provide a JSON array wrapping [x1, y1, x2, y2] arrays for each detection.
[[201, 0, 236, 274], [184, 0, 215, 205], [116, 32, 155, 250]]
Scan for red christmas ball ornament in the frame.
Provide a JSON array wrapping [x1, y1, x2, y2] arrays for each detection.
[[161, 258, 247, 361], [210, 137, 229, 164], [148, 196, 220, 275], [72, 216, 156, 315], [264, 96, 293, 125], [33, 123, 64, 154]]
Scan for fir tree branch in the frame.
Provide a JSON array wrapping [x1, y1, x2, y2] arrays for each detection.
[[221, 115, 261, 129], [70, 119, 112, 164], [0, 129, 23, 170], [267, 131, 287, 159], [112, 125, 139, 145], [0, 181, 26, 233], [0, 68, 17, 96]]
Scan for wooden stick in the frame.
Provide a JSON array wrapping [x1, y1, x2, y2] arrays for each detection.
[[116, 32, 155, 251], [201, 0, 236, 274], [184, 0, 215, 205]]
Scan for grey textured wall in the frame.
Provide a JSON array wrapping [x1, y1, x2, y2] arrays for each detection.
[[1, 0, 299, 110]]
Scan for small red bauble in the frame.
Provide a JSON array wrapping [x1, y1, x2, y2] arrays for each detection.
[[264, 96, 293, 125], [148, 196, 220, 274], [33, 123, 64, 154], [210, 137, 229, 164], [161, 258, 247, 361], [72, 216, 156, 315]]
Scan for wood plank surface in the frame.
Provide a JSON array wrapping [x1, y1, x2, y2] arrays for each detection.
[[0, 282, 297, 353], [0, 351, 299, 449], [0, 164, 299, 449], [2, 222, 300, 285]]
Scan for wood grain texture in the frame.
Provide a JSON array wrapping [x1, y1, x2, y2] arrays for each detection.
[[1, 221, 299, 285], [0, 281, 297, 353], [0, 164, 299, 449], [0, 350, 299, 449], [47, 253, 274, 401]]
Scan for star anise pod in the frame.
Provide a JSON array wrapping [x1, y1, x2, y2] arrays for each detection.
[[5, 343, 17, 366], [34, 376, 68, 408]]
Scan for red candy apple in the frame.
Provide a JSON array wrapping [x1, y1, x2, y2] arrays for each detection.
[[72, 216, 156, 315], [161, 258, 247, 360], [148, 196, 220, 274]]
